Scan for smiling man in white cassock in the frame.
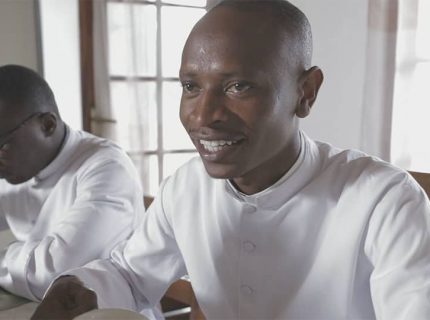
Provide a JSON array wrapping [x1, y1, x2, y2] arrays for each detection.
[[32, 1, 430, 319]]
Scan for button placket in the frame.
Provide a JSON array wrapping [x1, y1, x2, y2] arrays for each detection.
[[243, 204, 257, 214]]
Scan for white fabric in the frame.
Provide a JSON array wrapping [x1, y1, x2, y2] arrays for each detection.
[[0, 127, 144, 301], [67, 132, 430, 319]]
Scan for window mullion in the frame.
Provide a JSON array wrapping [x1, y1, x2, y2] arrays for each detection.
[[156, 0, 164, 183]]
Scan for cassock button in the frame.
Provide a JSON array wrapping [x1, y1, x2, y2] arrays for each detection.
[[243, 241, 256, 253], [240, 285, 254, 296], [243, 205, 257, 214]]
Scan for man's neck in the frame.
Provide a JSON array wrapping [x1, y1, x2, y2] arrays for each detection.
[[231, 132, 302, 195]]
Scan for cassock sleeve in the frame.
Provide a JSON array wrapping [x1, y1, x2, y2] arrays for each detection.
[[365, 173, 430, 319], [0, 157, 141, 300], [60, 177, 187, 312], [0, 204, 8, 232]]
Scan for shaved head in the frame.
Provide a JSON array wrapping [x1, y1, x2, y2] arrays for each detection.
[[0, 65, 59, 117], [211, 0, 313, 70]]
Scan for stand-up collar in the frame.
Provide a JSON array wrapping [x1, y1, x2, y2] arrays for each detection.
[[34, 125, 78, 182], [225, 131, 321, 210]]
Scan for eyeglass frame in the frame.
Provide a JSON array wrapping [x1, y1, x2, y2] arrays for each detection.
[[0, 112, 43, 150]]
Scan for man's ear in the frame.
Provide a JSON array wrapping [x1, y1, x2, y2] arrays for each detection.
[[296, 66, 323, 118], [40, 112, 58, 136]]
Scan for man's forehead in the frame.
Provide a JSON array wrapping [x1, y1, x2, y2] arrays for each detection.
[[181, 33, 281, 74], [182, 13, 291, 70], [0, 100, 31, 121]]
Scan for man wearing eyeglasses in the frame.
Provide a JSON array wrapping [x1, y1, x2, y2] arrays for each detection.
[[0, 65, 160, 319]]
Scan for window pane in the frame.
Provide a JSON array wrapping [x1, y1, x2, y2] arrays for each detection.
[[404, 62, 430, 171], [164, 152, 198, 178], [162, 0, 206, 6], [107, 2, 129, 75], [417, 0, 430, 58], [110, 81, 158, 151], [392, 61, 430, 172], [162, 81, 195, 150], [133, 4, 158, 76], [108, 3, 157, 77], [161, 7, 206, 77], [129, 154, 159, 196]]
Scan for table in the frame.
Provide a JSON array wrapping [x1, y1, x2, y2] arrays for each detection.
[[0, 288, 148, 320], [0, 288, 38, 320]]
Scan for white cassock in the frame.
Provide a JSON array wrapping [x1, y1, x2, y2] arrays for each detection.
[[65, 132, 430, 319], [0, 126, 160, 319]]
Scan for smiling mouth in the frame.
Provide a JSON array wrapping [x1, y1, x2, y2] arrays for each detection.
[[199, 139, 240, 152]]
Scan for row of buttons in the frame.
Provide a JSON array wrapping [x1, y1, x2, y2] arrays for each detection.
[[240, 241, 255, 296], [241, 204, 257, 297], [242, 204, 257, 252]]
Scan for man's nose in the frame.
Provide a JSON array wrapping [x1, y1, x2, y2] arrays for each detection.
[[190, 89, 228, 127]]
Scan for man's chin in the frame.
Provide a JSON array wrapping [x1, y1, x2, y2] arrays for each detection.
[[202, 161, 240, 180], [3, 174, 31, 185]]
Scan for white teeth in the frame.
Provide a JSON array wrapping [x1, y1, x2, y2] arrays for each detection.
[[199, 139, 238, 152]]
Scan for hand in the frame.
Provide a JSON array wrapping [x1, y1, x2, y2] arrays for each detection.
[[31, 275, 98, 320]]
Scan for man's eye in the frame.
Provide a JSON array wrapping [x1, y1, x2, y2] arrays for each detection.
[[226, 82, 252, 94], [181, 82, 198, 93]]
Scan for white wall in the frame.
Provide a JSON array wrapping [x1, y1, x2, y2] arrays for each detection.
[[290, 0, 369, 150], [0, 0, 39, 70], [39, 0, 83, 130]]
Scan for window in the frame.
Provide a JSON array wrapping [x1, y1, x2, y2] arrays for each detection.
[[106, 0, 208, 195], [391, 0, 430, 172]]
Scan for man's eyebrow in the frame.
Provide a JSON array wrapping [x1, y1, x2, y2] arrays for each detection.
[[180, 69, 256, 78], [179, 71, 198, 78]]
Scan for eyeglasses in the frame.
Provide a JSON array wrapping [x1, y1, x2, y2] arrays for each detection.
[[0, 113, 42, 150]]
